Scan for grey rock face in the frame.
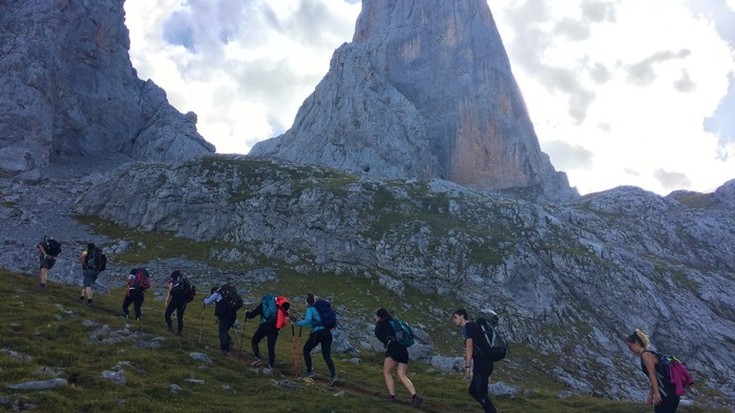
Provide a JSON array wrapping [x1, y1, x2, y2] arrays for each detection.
[[72, 157, 735, 406], [250, 0, 575, 201], [0, 0, 214, 178]]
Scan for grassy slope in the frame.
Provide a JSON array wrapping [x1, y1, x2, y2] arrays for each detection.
[[0, 270, 727, 413]]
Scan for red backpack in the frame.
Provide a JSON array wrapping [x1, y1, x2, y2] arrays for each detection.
[[275, 296, 290, 330], [131, 268, 151, 291]]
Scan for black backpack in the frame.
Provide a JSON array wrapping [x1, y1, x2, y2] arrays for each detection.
[[44, 238, 62, 256], [215, 284, 243, 317], [171, 277, 196, 303], [86, 247, 107, 272], [475, 312, 508, 362]]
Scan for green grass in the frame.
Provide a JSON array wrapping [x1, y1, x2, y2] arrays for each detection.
[[1, 270, 728, 413]]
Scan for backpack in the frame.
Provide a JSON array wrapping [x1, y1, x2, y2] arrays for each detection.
[[261, 294, 278, 323], [171, 277, 195, 302], [650, 351, 695, 396], [86, 247, 107, 272], [388, 318, 415, 347], [215, 284, 243, 317], [275, 296, 290, 330], [44, 238, 62, 256], [475, 314, 508, 362], [131, 268, 151, 291], [313, 299, 337, 330]]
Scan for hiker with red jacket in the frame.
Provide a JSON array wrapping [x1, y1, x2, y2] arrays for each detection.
[[122, 268, 146, 321], [625, 329, 680, 413], [293, 293, 339, 385], [246, 295, 290, 369]]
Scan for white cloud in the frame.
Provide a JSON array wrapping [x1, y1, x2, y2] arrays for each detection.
[[124, 0, 735, 195]]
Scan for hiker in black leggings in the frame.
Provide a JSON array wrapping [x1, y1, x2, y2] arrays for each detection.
[[246, 301, 279, 368], [294, 293, 338, 385], [164, 270, 188, 335]]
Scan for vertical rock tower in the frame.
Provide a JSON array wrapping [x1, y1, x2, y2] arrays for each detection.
[[250, 0, 575, 200]]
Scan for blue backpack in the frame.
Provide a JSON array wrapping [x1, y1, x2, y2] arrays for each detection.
[[389, 318, 415, 347], [261, 294, 277, 323], [313, 299, 337, 329]]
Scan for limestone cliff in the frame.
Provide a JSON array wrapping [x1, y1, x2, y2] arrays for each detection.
[[0, 0, 214, 181], [250, 0, 575, 201]]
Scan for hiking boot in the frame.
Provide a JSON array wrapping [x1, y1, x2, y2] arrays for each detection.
[[250, 357, 262, 366], [384, 395, 398, 403], [327, 376, 339, 386], [78, 296, 85, 303], [411, 394, 423, 408], [302, 370, 315, 378], [87, 299, 93, 306], [40, 283, 45, 288]]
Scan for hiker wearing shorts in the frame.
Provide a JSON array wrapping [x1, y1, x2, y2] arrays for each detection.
[[373, 308, 423, 407], [79, 243, 99, 305], [37, 238, 57, 288]]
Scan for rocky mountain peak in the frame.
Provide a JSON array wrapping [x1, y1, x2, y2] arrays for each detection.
[[0, 0, 215, 182], [250, 0, 576, 201]]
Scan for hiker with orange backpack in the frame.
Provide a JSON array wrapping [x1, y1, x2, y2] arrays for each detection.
[[625, 329, 692, 413], [122, 268, 149, 321], [293, 293, 339, 385], [246, 294, 290, 369]]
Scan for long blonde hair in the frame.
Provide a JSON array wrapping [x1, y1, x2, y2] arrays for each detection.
[[626, 328, 650, 348]]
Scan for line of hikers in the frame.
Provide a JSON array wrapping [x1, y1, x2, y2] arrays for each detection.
[[36, 237, 694, 412]]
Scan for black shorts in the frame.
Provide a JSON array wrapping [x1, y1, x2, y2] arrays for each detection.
[[386, 342, 409, 364], [40, 256, 56, 270]]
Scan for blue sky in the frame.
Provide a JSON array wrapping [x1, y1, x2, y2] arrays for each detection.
[[124, 0, 735, 195]]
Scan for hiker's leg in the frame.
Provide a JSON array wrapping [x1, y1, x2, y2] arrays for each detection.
[[164, 301, 175, 330], [319, 330, 336, 377], [469, 370, 495, 413], [382, 357, 397, 396], [266, 327, 278, 367], [251, 324, 267, 358], [133, 290, 143, 319], [302, 332, 318, 372], [396, 362, 417, 396], [40, 267, 47, 285], [655, 395, 679, 413], [176, 301, 186, 333], [122, 292, 133, 316], [218, 318, 230, 351]]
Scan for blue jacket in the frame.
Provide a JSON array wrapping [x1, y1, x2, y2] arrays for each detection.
[[294, 306, 323, 331]]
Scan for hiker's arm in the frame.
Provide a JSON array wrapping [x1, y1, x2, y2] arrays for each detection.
[[79, 252, 86, 267], [294, 307, 315, 327], [203, 293, 218, 306], [245, 304, 262, 319], [464, 337, 474, 379], [38, 244, 47, 257], [642, 352, 661, 405]]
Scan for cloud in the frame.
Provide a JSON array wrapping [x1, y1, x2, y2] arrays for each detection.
[[653, 169, 691, 190], [542, 141, 594, 169], [625, 49, 692, 87]]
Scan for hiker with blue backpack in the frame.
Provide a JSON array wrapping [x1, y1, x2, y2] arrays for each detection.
[[373, 308, 423, 408], [246, 294, 290, 369], [453, 309, 498, 413], [293, 293, 339, 385], [625, 328, 693, 413]]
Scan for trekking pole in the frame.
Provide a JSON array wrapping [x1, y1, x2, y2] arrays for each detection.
[[237, 318, 247, 358], [198, 304, 205, 344], [291, 324, 300, 377]]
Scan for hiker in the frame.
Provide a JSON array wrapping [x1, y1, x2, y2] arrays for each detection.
[[452, 309, 497, 413], [122, 268, 145, 321], [164, 270, 189, 335], [204, 286, 238, 354], [78, 243, 100, 305], [373, 308, 423, 407], [246, 295, 290, 369], [37, 236, 60, 288], [625, 328, 680, 413], [293, 293, 339, 385]]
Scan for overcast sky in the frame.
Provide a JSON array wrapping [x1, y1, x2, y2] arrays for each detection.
[[124, 0, 735, 196]]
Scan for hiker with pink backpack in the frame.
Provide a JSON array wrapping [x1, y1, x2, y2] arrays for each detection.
[[625, 328, 694, 413]]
